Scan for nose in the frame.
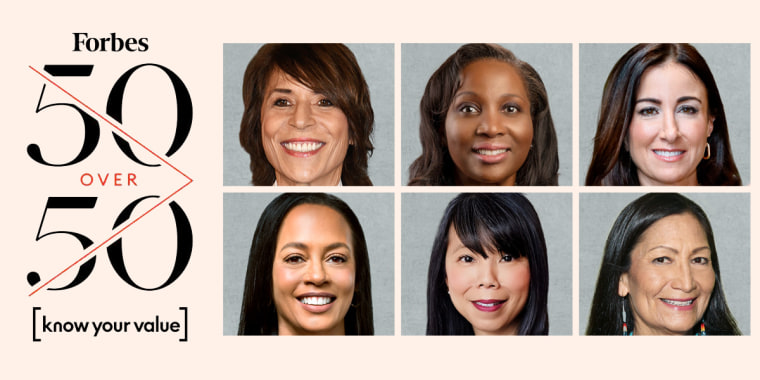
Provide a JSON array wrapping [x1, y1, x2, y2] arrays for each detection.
[[289, 103, 315, 129], [475, 109, 505, 137], [671, 260, 696, 292], [659, 111, 680, 143], [478, 261, 499, 289], [304, 260, 327, 285]]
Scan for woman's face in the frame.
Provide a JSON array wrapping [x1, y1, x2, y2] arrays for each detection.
[[271, 204, 356, 335], [444, 225, 531, 335], [444, 59, 533, 186], [627, 61, 714, 186], [618, 213, 715, 335], [261, 70, 351, 186]]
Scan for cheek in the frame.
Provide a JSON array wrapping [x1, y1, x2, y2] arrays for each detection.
[[325, 111, 350, 141], [271, 265, 299, 296], [627, 266, 661, 297], [696, 267, 716, 294], [333, 266, 356, 294], [515, 118, 534, 145], [444, 117, 468, 150], [444, 264, 473, 293], [500, 264, 530, 295], [627, 122, 652, 151]]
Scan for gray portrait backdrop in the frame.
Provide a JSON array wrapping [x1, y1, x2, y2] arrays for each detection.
[[401, 43, 572, 186], [401, 192, 572, 335], [224, 44, 394, 186], [579, 192, 750, 335], [579, 43, 750, 185], [223, 192, 394, 335]]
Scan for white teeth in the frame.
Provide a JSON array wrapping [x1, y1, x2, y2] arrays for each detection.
[[476, 149, 507, 156], [300, 296, 333, 306], [662, 299, 694, 306], [654, 150, 684, 157], [283, 142, 324, 152], [475, 302, 497, 307]]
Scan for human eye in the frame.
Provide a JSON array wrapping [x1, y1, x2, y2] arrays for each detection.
[[692, 256, 710, 265], [500, 253, 514, 262], [457, 254, 475, 263], [677, 104, 699, 115], [273, 98, 292, 107], [652, 256, 671, 264], [284, 254, 305, 264], [503, 103, 521, 114], [316, 97, 335, 107], [326, 254, 348, 264], [457, 103, 480, 114], [637, 106, 659, 117]]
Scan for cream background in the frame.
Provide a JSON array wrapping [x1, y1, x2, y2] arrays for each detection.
[[2, 0, 757, 379]]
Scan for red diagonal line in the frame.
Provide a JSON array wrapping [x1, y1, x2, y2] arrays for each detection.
[[28, 65, 194, 295], [29, 65, 192, 182]]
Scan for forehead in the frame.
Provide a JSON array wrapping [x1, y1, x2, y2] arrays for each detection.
[[265, 68, 313, 93], [637, 61, 707, 97], [277, 203, 353, 245], [634, 213, 708, 251], [457, 59, 526, 92]]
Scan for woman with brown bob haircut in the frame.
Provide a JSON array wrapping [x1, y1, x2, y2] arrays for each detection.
[[408, 43, 559, 186], [239, 44, 374, 186], [585, 43, 741, 186]]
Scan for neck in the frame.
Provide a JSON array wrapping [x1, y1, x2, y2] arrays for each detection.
[[275, 170, 342, 186]]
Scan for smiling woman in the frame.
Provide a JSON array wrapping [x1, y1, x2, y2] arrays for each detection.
[[408, 43, 559, 186], [238, 193, 374, 335], [239, 44, 375, 186], [586, 193, 741, 335], [426, 193, 549, 335], [585, 43, 741, 186]]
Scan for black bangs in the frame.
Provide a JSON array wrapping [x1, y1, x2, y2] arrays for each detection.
[[450, 194, 529, 260]]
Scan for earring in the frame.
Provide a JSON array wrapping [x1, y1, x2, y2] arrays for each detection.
[[697, 320, 706, 336], [703, 143, 711, 160], [622, 300, 631, 336]]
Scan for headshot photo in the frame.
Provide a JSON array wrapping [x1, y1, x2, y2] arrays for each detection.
[[580, 192, 749, 335], [223, 192, 394, 335], [581, 43, 750, 186], [224, 43, 394, 186], [402, 43, 571, 186], [401, 192, 572, 335]]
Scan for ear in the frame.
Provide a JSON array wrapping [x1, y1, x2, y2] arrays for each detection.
[[618, 273, 630, 297], [707, 115, 715, 137]]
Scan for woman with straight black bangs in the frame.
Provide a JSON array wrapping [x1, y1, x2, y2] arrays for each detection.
[[585, 43, 741, 186], [408, 43, 559, 186], [427, 193, 549, 335], [238, 193, 374, 335], [586, 193, 740, 335]]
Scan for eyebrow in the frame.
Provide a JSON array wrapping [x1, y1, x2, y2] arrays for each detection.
[[453, 91, 526, 101], [279, 242, 351, 253], [635, 96, 703, 105], [647, 245, 710, 254], [268, 88, 292, 96]]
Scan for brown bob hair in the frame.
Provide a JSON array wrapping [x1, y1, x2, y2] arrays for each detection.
[[585, 43, 741, 186], [239, 43, 375, 186], [408, 43, 559, 186]]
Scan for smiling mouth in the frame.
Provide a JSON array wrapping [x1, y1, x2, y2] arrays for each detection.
[[299, 296, 335, 306], [282, 141, 325, 153], [475, 148, 509, 156], [474, 300, 506, 307], [653, 150, 685, 158], [661, 298, 695, 307]]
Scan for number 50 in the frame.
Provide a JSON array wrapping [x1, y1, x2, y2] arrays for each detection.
[[32, 196, 192, 291]]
